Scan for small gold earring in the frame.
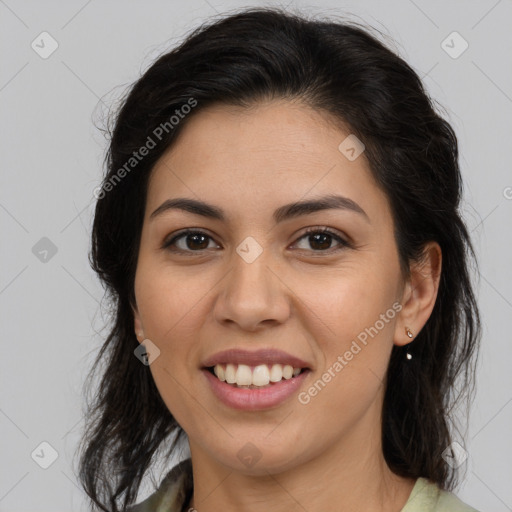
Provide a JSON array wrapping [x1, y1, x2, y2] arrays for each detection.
[[405, 327, 414, 360]]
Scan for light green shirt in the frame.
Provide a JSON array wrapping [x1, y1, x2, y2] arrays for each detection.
[[128, 458, 481, 512]]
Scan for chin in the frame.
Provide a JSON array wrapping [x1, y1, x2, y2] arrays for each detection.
[[204, 441, 311, 477]]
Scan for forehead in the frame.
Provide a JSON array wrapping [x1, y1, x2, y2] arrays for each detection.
[[146, 100, 390, 227]]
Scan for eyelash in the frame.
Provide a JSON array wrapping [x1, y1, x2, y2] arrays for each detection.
[[161, 226, 352, 255]]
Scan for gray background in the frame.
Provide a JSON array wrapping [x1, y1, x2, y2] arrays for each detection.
[[1, 0, 511, 510]]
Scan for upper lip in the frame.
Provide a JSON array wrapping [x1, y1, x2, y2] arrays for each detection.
[[202, 348, 311, 369]]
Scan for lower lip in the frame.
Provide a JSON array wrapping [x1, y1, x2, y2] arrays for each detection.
[[202, 368, 310, 411]]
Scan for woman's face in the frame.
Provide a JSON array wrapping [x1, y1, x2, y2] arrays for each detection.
[[133, 100, 411, 475]]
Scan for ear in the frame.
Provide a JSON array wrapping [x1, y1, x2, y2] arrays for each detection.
[[132, 301, 144, 342], [394, 241, 442, 346]]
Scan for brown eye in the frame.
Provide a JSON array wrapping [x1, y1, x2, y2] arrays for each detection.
[[293, 228, 350, 252], [163, 230, 219, 253]]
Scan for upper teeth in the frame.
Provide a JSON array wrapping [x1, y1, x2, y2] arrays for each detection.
[[213, 363, 302, 387]]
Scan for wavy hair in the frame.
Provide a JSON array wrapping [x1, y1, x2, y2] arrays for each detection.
[[77, 7, 481, 511]]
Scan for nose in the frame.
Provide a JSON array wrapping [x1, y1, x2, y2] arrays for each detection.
[[213, 246, 291, 332]]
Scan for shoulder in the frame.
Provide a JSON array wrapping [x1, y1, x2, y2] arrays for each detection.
[[401, 477, 481, 512], [127, 458, 193, 512]]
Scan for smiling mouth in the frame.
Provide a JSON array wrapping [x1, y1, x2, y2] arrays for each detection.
[[206, 363, 307, 389]]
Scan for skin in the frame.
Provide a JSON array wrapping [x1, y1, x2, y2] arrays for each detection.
[[132, 99, 442, 512]]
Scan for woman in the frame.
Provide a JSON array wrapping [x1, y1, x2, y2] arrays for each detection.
[[78, 7, 482, 512]]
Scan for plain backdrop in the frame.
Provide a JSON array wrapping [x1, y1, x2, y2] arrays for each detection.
[[1, 1, 511, 510]]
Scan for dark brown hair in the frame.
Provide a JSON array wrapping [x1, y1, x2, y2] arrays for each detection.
[[77, 7, 481, 511]]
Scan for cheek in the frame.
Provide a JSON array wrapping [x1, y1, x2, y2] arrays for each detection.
[[293, 260, 399, 346], [291, 259, 399, 399], [135, 259, 207, 342], [134, 258, 217, 405], [134, 265, 201, 404], [294, 286, 396, 443]]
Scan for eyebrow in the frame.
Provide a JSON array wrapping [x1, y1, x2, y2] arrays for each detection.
[[150, 194, 370, 224]]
